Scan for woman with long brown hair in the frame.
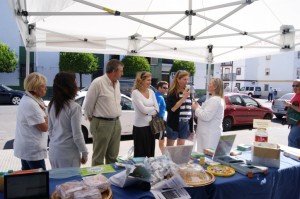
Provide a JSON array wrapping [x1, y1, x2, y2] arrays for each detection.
[[48, 72, 88, 168], [131, 71, 159, 157], [166, 70, 193, 146]]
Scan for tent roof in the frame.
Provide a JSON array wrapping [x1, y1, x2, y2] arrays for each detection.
[[9, 0, 300, 63]]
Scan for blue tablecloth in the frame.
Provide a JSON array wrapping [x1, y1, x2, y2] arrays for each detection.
[[1, 152, 300, 199]]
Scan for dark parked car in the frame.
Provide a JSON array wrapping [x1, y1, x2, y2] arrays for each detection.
[[197, 93, 273, 131], [0, 84, 24, 105]]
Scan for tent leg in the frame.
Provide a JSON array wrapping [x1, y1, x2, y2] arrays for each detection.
[[206, 45, 213, 99]]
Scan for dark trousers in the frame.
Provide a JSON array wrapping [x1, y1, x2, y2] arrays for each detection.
[[268, 93, 273, 101], [133, 126, 156, 157], [21, 159, 46, 170]]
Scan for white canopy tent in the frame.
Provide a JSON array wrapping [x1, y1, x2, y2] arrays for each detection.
[[7, 0, 300, 85]]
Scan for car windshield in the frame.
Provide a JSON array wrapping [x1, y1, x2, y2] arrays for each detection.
[[1, 84, 12, 91], [280, 93, 294, 100]]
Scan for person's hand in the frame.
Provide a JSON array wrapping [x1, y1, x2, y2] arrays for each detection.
[[81, 152, 88, 164], [191, 100, 199, 110], [284, 100, 292, 108], [182, 89, 190, 99], [44, 115, 48, 124]]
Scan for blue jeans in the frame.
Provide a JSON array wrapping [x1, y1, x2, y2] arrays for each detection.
[[288, 125, 300, 149], [21, 159, 46, 170]]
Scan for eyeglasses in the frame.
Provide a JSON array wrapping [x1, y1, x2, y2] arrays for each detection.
[[162, 87, 168, 89], [292, 85, 300, 87]]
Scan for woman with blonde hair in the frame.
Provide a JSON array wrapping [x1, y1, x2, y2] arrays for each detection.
[[166, 70, 193, 146], [192, 78, 225, 153], [131, 71, 159, 157], [14, 72, 48, 170]]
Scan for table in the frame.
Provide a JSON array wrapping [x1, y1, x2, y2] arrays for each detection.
[[1, 151, 300, 199]]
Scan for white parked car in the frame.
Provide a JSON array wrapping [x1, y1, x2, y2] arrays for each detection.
[[45, 91, 135, 142], [75, 91, 135, 142], [271, 93, 294, 119]]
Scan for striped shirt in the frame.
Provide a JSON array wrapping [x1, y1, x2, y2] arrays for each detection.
[[179, 92, 192, 120]]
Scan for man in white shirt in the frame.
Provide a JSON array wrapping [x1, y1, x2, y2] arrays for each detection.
[[84, 59, 124, 166]]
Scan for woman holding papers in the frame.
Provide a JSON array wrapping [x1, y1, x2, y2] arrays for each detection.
[[192, 78, 225, 153]]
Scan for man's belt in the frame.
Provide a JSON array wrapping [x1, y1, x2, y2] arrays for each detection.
[[94, 116, 119, 121]]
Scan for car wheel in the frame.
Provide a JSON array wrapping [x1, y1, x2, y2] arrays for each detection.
[[223, 117, 233, 131], [81, 126, 89, 143], [275, 114, 283, 119], [264, 114, 273, 120], [248, 93, 253, 97], [11, 96, 21, 105]]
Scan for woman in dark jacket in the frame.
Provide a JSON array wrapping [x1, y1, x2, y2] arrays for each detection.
[[166, 70, 193, 146]]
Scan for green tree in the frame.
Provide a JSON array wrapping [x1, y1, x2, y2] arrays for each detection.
[[170, 60, 195, 76], [59, 52, 98, 88], [122, 56, 150, 78], [0, 42, 17, 73]]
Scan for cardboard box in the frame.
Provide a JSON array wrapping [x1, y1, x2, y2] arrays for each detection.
[[251, 142, 280, 168]]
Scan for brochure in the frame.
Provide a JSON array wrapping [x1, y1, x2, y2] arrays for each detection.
[[80, 164, 116, 177]]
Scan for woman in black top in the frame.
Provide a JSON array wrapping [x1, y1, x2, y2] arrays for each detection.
[[166, 70, 193, 146]]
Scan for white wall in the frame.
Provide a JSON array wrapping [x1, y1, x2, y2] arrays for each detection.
[[193, 62, 207, 90]]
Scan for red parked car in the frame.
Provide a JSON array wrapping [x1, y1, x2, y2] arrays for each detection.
[[197, 93, 273, 131], [223, 93, 273, 131]]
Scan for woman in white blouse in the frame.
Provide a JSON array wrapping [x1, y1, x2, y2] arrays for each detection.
[[192, 78, 225, 153], [131, 71, 159, 157], [48, 72, 88, 168]]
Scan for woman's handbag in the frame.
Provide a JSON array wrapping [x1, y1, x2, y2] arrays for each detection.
[[150, 114, 166, 135], [287, 108, 300, 125]]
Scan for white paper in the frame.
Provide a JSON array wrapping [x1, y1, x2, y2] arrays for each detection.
[[152, 174, 188, 190], [109, 166, 138, 188], [151, 188, 191, 199]]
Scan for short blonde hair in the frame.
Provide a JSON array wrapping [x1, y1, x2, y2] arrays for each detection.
[[24, 72, 47, 93]]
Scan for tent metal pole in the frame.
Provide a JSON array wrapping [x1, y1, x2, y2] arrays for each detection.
[[26, 49, 30, 77], [195, 14, 281, 47], [195, 4, 247, 37], [206, 45, 213, 99]]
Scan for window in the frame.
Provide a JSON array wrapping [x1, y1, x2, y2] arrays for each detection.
[[265, 68, 270, 76], [225, 68, 230, 74], [75, 96, 85, 106], [150, 58, 158, 65], [298, 51, 300, 59], [264, 84, 269, 91], [297, 68, 300, 79], [235, 83, 240, 89], [121, 96, 134, 110], [236, 68, 241, 75], [242, 96, 258, 107], [266, 55, 271, 60], [110, 55, 120, 60], [229, 96, 243, 106]]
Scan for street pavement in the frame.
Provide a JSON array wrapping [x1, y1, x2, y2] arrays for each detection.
[[0, 98, 290, 171]]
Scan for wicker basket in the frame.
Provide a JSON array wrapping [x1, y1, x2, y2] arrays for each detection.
[[51, 187, 112, 199], [178, 168, 215, 187]]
